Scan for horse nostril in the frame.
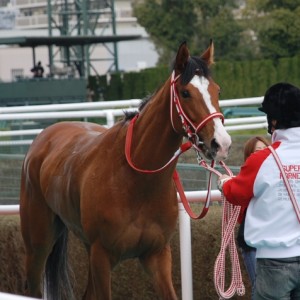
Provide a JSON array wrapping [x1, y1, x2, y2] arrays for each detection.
[[211, 138, 231, 161], [211, 138, 220, 155]]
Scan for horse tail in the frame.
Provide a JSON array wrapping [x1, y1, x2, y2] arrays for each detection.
[[45, 226, 75, 300]]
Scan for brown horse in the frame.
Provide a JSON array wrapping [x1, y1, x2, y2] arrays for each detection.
[[20, 41, 231, 300]]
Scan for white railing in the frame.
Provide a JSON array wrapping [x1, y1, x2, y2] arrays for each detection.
[[0, 99, 141, 114], [0, 97, 267, 144], [0, 190, 222, 215], [0, 292, 38, 300], [0, 97, 265, 300]]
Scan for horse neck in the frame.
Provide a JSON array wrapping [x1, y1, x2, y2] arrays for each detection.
[[129, 79, 183, 172]]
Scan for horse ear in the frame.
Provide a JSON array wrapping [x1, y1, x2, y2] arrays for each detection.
[[174, 41, 190, 74], [201, 40, 214, 66]]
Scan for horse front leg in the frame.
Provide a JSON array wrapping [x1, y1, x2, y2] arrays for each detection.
[[83, 239, 112, 300], [140, 244, 178, 300]]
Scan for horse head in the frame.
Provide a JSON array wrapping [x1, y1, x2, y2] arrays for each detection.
[[171, 41, 231, 161]]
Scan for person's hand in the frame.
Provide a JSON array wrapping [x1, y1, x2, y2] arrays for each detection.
[[217, 174, 231, 191]]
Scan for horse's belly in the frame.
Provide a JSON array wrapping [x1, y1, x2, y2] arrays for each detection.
[[124, 225, 173, 258], [91, 210, 178, 260]]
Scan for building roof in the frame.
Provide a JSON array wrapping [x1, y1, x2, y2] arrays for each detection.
[[0, 35, 141, 47]]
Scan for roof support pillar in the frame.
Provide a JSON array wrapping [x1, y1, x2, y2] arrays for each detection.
[[32, 46, 36, 67]]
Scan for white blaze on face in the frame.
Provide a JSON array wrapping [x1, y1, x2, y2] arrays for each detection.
[[190, 75, 231, 159]]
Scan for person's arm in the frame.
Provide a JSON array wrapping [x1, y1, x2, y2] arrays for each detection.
[[217, 174, 231, 191], [219, 148, 270, 207], [222, 163, 255, 207]]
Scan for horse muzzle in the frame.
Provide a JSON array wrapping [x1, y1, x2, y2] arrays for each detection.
[[195, 135, 231, 162]]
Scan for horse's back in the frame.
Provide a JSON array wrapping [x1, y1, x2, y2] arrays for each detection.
[[22, 121, 106, 176], [27, 120, 106, 156], [34, 121, 107, 148]]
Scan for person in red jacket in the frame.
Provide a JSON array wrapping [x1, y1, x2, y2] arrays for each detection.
[[218, 82, 300, 300]]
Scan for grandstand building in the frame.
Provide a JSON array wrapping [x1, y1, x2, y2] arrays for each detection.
[[0, 0, 158, 81]]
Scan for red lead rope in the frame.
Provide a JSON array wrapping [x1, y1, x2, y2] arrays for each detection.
[[173, 160, 219, 219], [173, 159, 231, 219], [174, 160, 245, 299], [214, 195, 245, 299]]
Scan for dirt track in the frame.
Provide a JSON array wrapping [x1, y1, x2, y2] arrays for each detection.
[[0, 206, 251, 299]]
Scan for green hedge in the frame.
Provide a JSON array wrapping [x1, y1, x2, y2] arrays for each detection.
[[88, 54, 300, 101]]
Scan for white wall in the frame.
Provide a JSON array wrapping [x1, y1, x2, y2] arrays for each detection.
[[0, 38, 158, 82], [0, 46, 48, 81], [0, 0, 159, 81]]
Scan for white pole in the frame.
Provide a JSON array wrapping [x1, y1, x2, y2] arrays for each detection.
[[106, 110, 115, 128], [178, 203, 193, 300]]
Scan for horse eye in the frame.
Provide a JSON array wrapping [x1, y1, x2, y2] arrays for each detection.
[[181, 90, 190, 98]]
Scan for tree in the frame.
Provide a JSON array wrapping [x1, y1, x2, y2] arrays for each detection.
[[258, 8, 300, 59], [253, 0, 300, 12], [243, 1, 300, 59], [133, 0, 197, 64], [132, 0, 245, 64], [196, 7, 243, 60]]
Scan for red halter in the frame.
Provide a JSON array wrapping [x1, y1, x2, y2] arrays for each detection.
[[125, 114, 193, 174], [170, 71, 224, 151], [125, 71, 225, 173]]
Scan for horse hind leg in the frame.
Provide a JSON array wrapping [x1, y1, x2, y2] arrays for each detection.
[[23, 244, 50, 298], [20, 188, 49, 297], [21, 204, 73, 300], [20, 178, 72, 299], [140, 244, 178, 300]]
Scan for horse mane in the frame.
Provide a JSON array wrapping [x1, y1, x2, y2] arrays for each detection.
[[123, 94, 153, 121], [124, 110, 138, 121], [123, 55, 210, 121]]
